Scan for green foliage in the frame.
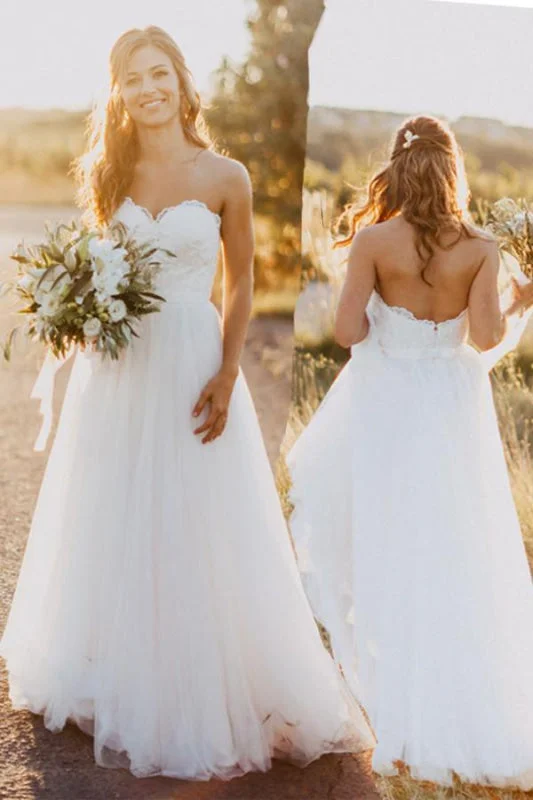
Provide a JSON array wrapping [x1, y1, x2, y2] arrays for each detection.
[[206, 0, 324, 278], [3, 220, 168, 362]]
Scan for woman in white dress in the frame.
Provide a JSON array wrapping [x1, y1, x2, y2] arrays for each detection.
[[0, 26, 374, 779], [287, 116, 533, 789]]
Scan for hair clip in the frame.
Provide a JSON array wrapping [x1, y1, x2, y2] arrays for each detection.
[[403, 130, 420, 149]]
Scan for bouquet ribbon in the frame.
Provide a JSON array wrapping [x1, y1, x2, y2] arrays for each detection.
[[30, 345, 76, 451]]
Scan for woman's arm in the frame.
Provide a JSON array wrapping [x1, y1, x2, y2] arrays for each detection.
[[334, 227, 376, 348], [219, 161, 255, 377], [468, 242, 533, 351], [193, 160, 254, 444], [468, 242, 506, 351]]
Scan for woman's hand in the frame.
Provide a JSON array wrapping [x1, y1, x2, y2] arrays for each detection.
[[192, 367, 238, 444], [505, 275, 533, 317]]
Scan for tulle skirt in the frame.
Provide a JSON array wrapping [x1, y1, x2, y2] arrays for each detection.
[[287, 336, 533, 789], [1, 299, 374, 779]]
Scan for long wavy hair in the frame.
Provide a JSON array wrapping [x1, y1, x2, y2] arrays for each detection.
[[74, 26, 212, 226], [335, 116, 476, 281]]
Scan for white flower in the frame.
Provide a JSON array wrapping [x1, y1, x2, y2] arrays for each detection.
[[92, 270, 122, 298], [38, 294, 61, 318], [112, 256, 129, 276], [403, 129, 420, 149], [17, 273, 36, 292], [88, 237, 128, 267], [34, 265, 71, 304], [493, 198, 518, 217], [83, 317, 102, 338], [108, 298, 127, 322], [90, 242, 129, 301], [511, 212, 528, 235], [95, 290, 111, 306], [87, 236, 115, 260]]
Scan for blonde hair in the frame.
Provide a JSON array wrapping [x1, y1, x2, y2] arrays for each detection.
[[74, 26, 211, 226], [336, 116, 477, 281]]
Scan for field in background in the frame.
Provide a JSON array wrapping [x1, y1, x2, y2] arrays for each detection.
[[0, 109, 301, 316], [3, 107, 533, 211], [305, 107, 533, 214], [0, 109, 84, 206]]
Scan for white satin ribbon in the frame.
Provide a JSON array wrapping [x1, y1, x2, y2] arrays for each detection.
[[30, 345, 76, 451]]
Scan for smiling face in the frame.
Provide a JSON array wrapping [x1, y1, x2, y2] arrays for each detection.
[[119, 45, 181, 128]]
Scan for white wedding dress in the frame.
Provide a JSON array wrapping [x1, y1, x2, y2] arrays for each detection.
[[287, 291, 533, 789], [0, 198, 374, 779]]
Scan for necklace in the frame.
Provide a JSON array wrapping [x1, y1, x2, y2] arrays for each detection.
[[177, 148, 205, 166]]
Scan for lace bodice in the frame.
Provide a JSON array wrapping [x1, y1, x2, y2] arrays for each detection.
[[114, 197, 221, 303], [367, 292, 469, 358]]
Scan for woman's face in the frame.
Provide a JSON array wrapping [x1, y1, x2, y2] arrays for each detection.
[[120, 45, 181, 128]]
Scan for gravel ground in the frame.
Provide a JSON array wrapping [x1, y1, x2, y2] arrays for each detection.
[[0, 312, 377, 800]]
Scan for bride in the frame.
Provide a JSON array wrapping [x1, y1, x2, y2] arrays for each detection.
[[0, 26, 374, 779], [287, 116, 533, 789]]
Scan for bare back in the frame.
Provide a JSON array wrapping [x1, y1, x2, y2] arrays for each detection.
[[372, 216, 492, 323], [334, 214, 505, 350]]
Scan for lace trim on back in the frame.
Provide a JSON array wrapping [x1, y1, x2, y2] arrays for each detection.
[[375, 293, 468, 328]]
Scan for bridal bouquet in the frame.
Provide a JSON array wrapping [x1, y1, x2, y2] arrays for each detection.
[[2, 220, 167, 361], [487, 198, 533, 279]]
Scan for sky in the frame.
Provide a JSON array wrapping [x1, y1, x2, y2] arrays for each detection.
[[2, 0, 532, 128], [312, 0, 533, 128], [0, 0, 250, 109]]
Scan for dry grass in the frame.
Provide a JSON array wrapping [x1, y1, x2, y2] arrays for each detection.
[[376, 771, 533, 800], [492, 359, 533, 568]]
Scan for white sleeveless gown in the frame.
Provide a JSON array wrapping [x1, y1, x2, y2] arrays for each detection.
[[287, 291, 533, 789], [0, 198, 374, 779]]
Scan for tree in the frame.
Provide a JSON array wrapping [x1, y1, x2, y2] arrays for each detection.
[[206, 0, 325, 282]]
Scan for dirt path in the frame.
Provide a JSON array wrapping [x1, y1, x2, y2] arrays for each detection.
[[0, 314, 377, 800]]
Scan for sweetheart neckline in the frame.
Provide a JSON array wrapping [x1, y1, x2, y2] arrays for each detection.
[[374, 292, 468, 327], [122, 196, 222, 225]]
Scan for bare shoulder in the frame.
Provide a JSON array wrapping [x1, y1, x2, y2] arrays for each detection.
[[351, 222, 387, 245], [464, 221, 497, 246], [203, 151, 252, 194], [346, 225, 380, 260], [464, 224, 499, 264], [461, 227, 499, 286], [369, 216, 406, 242], [350, 218, 400, 255]]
